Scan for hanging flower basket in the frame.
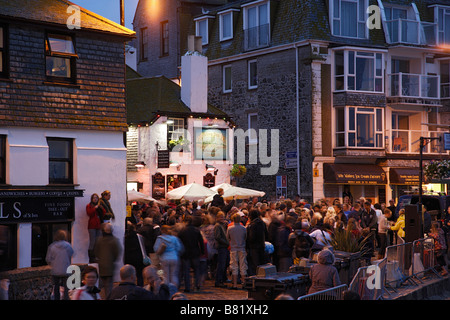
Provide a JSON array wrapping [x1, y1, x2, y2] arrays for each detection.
[[424, 160, 450, 182], [230, 164, 247, 178]]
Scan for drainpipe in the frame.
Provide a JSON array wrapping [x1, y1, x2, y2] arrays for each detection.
[[295, 44, 301, 198]]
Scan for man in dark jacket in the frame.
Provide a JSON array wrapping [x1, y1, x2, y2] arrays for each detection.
[[214, 212, 230, 287], [211, 188, 235, 213], [246, 210, 268, 276], [108, 264, 169, 300], [177, 215, 205, 292], [361, 201, 378, 245]]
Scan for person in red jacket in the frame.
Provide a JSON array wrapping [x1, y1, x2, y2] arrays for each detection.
[[86, 193, 104, 262]]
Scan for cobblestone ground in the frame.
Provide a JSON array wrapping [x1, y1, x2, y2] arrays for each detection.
[[179, 279, 248, 300]]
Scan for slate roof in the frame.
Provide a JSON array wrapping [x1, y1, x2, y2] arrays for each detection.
[[126, 72, 230, 125], [197, 0, 449, 60], [0, 0, 135, 37]]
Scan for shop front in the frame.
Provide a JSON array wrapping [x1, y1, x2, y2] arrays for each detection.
[[323, 163, 387, 205]]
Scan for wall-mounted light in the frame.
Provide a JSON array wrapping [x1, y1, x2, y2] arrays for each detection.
[[135, 161, 146, 168], [170, 161, 181, 171], [206, 164, 215, 172]]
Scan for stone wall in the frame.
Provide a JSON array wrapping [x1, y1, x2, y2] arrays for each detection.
[[0, 266, 53, 300]]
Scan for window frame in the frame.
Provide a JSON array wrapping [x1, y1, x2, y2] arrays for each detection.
[[0, 24, 9, 79], [433, 5, 450, 45], [218, 9, 238, 42], [334, 106, 384, 149], [195, 17, 211, 46], [223, 64, 232, 93], [330, 0, 368, 39], [167, 118, 185, 145], [333, 49, 385, 93], [0, 135, 6, 184], [47, 137, 74, 185], [242, 0, 270, 50], [45, 32, 77, 84], [248, 59, 258, 89], [160, 21, 169, 57], [140, 27, 148, 61]]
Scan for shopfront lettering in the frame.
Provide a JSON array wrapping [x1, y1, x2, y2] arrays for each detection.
[[0, 202, 23, 219]]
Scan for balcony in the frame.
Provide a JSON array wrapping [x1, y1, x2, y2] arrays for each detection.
[[441, 83, 450, 99], [388, 129, 448, 154], [385, 19, 437, 45], [243, 23, 270, 51], [388, 73, 440, 99]]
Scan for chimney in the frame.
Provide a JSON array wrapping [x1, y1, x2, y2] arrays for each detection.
[[180, 35, 208, 113], [120, 0, 125, 26]]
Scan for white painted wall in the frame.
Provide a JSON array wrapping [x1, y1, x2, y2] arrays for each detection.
[[3, 127, 126, 277]]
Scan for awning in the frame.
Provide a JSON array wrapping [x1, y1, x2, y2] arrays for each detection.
[[323, 163, 387, 185], [389, 168, 421, 185]]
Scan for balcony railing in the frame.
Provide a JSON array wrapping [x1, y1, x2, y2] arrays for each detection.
[[388, 73, 440, 99], [385, 19, 437, 45], [243, 23, 270, 51], [389, 129, 448, 154]]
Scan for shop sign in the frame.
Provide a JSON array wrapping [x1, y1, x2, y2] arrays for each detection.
[[152, 172, 166, 200]]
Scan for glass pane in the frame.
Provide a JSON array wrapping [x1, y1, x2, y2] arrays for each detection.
[[48, 34, 75, 54], [222, 13, 232, 39], [376, 133, 382, 147], [259, 3, 268, 25], [348, 132, 355, 146], [356, 57, 374, 91], [46, 57, 71, 78], [249, 114, 258, 140], [349, 107, 355, 130], [336, 108, 345, 132], [376, 53, 382, 76], [49, 161, 70, 182], [357, 113, 374, 147], [198, 20, 207, 44], [341, 1, 357, 37], [48, 139, 71, 158], [335, 76, 344, 90], [248, 7, 257, 28], [335, 51, 344, 75], [249, 61, 257, 87], [224, 66, 232, 90], [348, 51, 355, 74], [376, 108, 382, 132], [0, 27, 3, 48], [0, 54, 2, 73], [336, 133, 345, 147], [398, 115, 409, 130], [333, 0, 340, 18], [348, 76, 355, 90]]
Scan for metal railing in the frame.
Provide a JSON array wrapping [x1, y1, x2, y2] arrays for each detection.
[[389, 130, 448, 154], [386, 19, 437, 45], [243, 24, 270, 51], [349, 258, 387, 300], [388, 73, 440, 99], [297, 284, 348, 301]]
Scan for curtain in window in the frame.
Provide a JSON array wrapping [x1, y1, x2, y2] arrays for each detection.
[[341, 1, 357, 37], [356, 57, 374, 91]]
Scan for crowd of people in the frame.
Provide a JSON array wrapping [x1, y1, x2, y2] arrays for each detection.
[[43, 187, 450, 300]]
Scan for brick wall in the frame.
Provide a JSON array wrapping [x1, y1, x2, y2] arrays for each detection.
[[0, 23, 127, 131]]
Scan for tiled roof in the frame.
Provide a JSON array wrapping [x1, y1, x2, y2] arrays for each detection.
[[126, 74, 229, 125], [0, 0, 135, 37]]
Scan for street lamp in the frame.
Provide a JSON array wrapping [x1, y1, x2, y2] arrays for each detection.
[[418, 135, 442, 234]]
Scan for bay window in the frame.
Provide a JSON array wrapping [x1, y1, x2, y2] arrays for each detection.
[[334, 50, 384, 92], [335, 107, 384, 148], [434, 5, 450, 45]]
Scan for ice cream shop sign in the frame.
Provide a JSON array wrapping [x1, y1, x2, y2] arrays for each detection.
[[0, 189, 83, 223]]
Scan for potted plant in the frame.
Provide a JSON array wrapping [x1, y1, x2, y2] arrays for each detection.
[[230, 164, 247, 178], [424, 160, 450, 182], [168, 136, 190, 152]]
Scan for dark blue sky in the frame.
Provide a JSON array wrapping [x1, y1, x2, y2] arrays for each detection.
[[72, 0, 139, 30]]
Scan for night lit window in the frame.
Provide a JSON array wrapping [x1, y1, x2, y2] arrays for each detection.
[[45, 33, 77, 83]]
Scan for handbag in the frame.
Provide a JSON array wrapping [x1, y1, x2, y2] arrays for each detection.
[[137, 234, 151, 266]]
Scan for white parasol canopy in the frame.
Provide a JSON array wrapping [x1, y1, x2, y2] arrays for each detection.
[[166, 182, 216, 201], [206, 182, 265, 202], [127, 190, 156, 203]]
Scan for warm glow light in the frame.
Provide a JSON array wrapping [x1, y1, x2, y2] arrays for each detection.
[[147, 0, 161, 20]]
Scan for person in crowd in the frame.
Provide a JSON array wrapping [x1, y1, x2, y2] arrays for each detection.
[[153, 225, 184, 288], [70, 265, 101, 300], [142, 265, 171, 299], [177, 215, 205, 292], [276, 216, 295, 272], [200, 214, 217, 281], [246, 209, 268, 276], [288, 221, 314, 263], [387, 199, 397, 220], [227, 213, 247, 289], [124, 223, 146, 286], [86, 193, 103, 263], [347, 218, 361, 239], [361, 201, 378, 247], [214, 212, 230, 288], [377, 209, 391, 259], [308, 249, 341, 294], [127, 205, 142, 227], [347, 202, 362, 222], [94, 223, 121, 299], [108, 264, 166, 300], [423, 205, 432, 235], [429, 221, 448, 276], [138, 217, 161, 266], [391, 208, 405, 242], [45, 229, 74, 300], [99, 190, 115, 223], [309, 223, 333, 253], [267, 211, 282, 267]]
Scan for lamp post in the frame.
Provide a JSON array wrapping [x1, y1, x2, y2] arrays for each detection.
[[418, 136, 441, 234]]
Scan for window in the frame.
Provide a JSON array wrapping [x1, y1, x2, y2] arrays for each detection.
[[0, 135, 5, 184], [243, 1, 269, 50], [161, 21, 169, 56], [223, 65, 232, 93], [140, 27, 148, 61], [335, 107, 384, 148], [440, 61, 450, 98], [195, 18, 209, 45], [435, 6, 450, 45], [167, 118, 185, 144], [248, 113, 258, 144], [219, 10, 235, 41], [248, 60, 257, 89], [334, 50, 384, 92], [45, 33, 77, 83], [0, 25, 8, 78], [331, 0, 367, 39], [48, 138, 73, 184]]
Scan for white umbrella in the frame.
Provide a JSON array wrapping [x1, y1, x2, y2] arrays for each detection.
[[127, 190, 156, 203], [166, 182, 216, 201], [206, 183, 265, 202]]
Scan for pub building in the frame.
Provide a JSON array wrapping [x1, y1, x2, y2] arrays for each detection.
[[126, 36, 234, 198], [0, 1, 134, 272]]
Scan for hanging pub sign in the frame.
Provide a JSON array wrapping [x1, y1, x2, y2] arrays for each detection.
[[152, 172, 166, 200], [158, 150, 170, 168], [0, 188, 83, 224], [203, 173, 215, 188]]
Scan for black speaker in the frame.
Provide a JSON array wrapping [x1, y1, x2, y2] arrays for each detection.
[[404, 204, 423, 243]]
